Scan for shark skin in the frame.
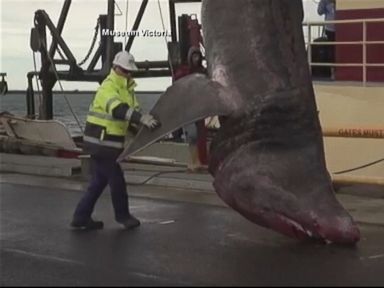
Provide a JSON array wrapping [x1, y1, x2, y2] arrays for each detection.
[[119, 0, 360, 244]]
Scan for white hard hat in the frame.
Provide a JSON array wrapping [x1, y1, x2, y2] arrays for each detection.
[[113, 51, 138, 71]]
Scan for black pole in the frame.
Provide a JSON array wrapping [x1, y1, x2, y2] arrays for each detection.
[[49, 0, 71, 59], [26, 73, 36, 119], [173, 0, 201, 2], [136, 60, 169, 70], [39, 10, 77, 65], [99, 15, 108, 70], [87, 45, 102, 72], [133, 69, 171, 78], [125, 0, 149, 52], [40, 76, 56, 120], [34, 11, 53, 120], [55, 69, 172, 81], [104, 0, 115, 73], [169, 0, 177, 42]]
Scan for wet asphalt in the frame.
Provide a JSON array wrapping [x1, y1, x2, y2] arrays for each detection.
[[1, 183, 384, 286]]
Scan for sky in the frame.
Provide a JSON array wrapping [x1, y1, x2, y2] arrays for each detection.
[[0, 0, 323, 91]]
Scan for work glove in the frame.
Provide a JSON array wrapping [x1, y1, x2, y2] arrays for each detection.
[[140, 114, 160, 130]]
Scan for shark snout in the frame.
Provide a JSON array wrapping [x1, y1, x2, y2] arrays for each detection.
[[309, 214, 361, 244], [266, 202, 361, 244], [212, 142, 361, 245], [252, 209, 361, 244]]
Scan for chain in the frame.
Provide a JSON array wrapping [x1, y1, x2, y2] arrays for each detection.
[[77, 19, 100, 66]]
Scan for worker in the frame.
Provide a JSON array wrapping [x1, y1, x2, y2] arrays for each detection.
[[185, 47, 207, 171], [71, 51, 160, 230], [171, 48, 205, 143], [318, 0, 336, 79], [317, 0, 336, 42], [173, 47, 207, 171]]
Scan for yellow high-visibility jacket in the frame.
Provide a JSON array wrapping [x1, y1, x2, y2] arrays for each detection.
[[83, 69, 140, 155]]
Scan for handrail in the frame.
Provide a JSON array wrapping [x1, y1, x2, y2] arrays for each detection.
[[309, 41, 384, 45], [303, 17, 384, 25], [322, 126, 384, 139], [311, 63, 384, 67], [303, 18, 384, 86]]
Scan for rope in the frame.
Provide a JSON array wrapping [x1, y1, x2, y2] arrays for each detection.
[[126, 169, 189, 186], [77, 19, 100, 66], [333, 158, 384, 175], [41, 42, 84, 134], [124, 0, 129, 48], [156, 0, 174, 78], [126, 157, 384, 185]]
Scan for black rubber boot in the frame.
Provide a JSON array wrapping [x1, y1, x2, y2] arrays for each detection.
[[117, 215, 141, 230], [70, 218, 104, 230]]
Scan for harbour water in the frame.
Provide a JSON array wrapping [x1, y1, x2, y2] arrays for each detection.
[[0, 91, 161, 136]]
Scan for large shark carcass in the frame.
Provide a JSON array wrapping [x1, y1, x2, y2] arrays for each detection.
[[118, 0, 360, 244]]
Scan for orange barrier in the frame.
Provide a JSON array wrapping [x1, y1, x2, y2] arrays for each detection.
[[323, 127, 384, 139], [332, 175, 384, 186]]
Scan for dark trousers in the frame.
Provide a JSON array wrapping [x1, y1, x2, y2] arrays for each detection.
[[325, 30, 335, 42], [325, 30, 335, 63], [73, 156, 129, 223]]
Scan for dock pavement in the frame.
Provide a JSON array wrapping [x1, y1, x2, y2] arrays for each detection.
[[1, 153, 384, 286]]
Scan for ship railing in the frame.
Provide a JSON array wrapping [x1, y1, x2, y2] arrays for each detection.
[[302, 18, 384, 86]]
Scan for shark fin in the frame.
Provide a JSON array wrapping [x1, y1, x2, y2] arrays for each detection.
[[117, 73, 235, 161]]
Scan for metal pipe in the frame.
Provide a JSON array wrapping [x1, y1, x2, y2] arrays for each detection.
[[56, 68, 171, 81], [38, 10, 77, 64], [104, 0, 115, 72], [49, 0, 71, 59], [172, 0, 201, 3], [307, 24, 312, 72], [332, 175, 384, 187], [98, 15, 108, 72], [136, 60, 170, 70], [125, 0, 149, 52], [322, 127, 384, 139], [40, 76, 55, 120], [26, 74, 36, 118], [169, 0, 177, 42], [34, 10, 55, 120], [34, 11, 48, 72], [303, 17, 384, 26], [363, 21, 367, 86], [53, 59, 71, 65], [87, 45, 102, 72], [133, 69, 171, 78]]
